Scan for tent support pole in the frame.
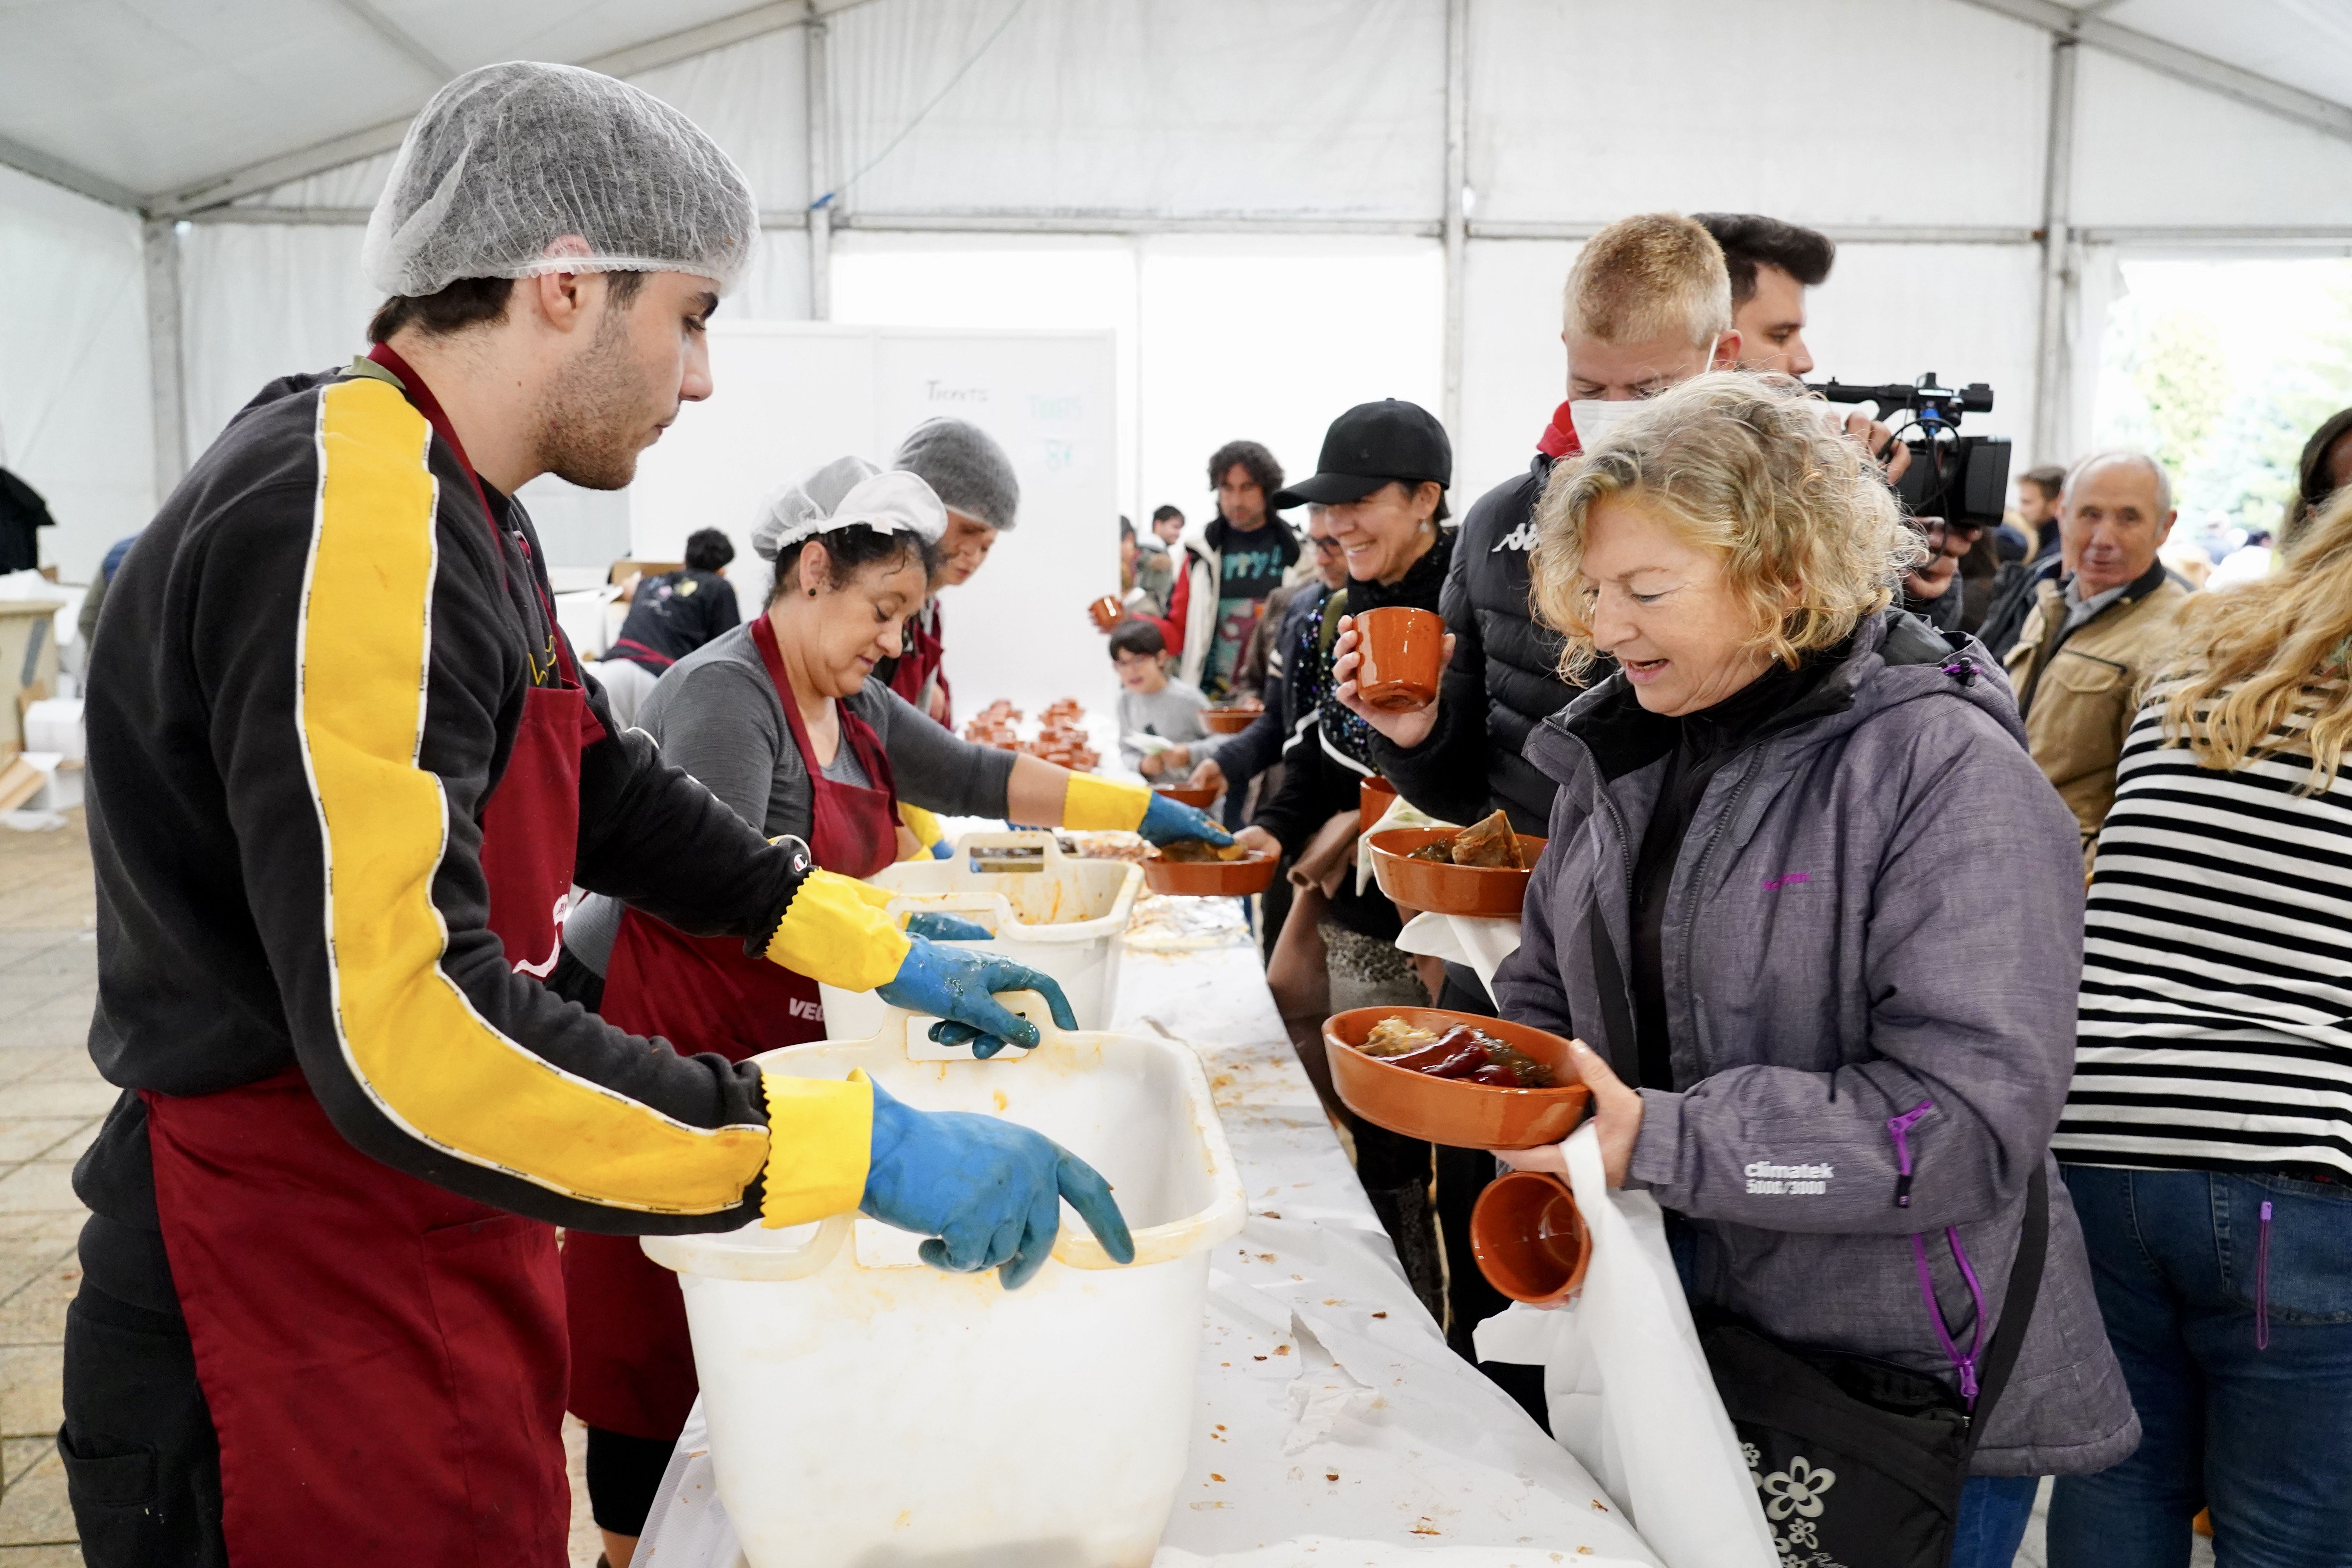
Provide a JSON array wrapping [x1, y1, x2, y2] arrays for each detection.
[[1441, 0, 1468, 437], [2032, 32, 2078, 469], [807, 15, 833, 320], [143, 219, 188, 503]]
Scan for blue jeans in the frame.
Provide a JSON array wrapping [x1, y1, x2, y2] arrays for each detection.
[[2050, 1164, 2352, 1568], [1952, 1474, 2040, 1567]]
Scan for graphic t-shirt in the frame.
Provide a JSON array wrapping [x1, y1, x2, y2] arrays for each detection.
[[1204, 522, 1292, 699]]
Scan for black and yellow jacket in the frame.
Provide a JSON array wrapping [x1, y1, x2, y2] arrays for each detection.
[[76, 363, 878, 1276]]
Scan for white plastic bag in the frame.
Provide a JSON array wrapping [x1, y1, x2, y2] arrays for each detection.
[[1473, 1125, 1777, 1568]]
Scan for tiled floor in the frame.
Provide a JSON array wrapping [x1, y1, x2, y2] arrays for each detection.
[[0, 813, 605, 1566]]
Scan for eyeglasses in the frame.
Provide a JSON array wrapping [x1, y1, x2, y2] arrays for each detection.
[[1310, 536, 1344, 556]]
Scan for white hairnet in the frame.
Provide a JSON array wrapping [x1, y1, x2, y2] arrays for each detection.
[[363, 62, 759, 299], [753, 457, 948, 562]]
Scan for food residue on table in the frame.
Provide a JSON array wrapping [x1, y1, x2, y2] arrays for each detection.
[[1356, 1016, 1555, 1087]]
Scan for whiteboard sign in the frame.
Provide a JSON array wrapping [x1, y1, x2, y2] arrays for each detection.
[[630, 322, 1120, 721]]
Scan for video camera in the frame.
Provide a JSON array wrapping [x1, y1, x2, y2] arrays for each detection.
[[1808, 373, 2011, 530]]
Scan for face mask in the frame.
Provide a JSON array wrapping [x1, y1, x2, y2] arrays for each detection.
[[1568, 337, 1722, 448]]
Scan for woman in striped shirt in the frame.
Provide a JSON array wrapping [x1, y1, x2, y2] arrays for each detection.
[[2049, 492, 2352, 1567]]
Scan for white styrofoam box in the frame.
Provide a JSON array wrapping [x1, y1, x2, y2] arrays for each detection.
[[22, 699, 83, 762], [16, 753, 82, 811]]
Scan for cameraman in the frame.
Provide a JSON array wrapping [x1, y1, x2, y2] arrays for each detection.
[[1902, 515, 1984, 630], [1698, 212, 1910, 481]]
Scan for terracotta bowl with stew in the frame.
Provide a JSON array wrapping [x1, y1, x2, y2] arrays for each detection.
[[1323, 1006, 1589, 1149], [1202, 705, 1261, 735], [1141, 848, 1279, 897], [1367, 827, 1546, 919]]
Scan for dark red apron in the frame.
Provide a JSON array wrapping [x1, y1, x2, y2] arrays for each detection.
[[143, 350, 603, 1566], [887, 599, 951, 726], [566, 609, 900, 1439]]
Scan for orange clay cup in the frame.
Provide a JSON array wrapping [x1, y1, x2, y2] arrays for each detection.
[[1152, 784, 1218, 809], [1088, 594, 1123, 630], [1352, 606, 1445, 712], [1471, 1170, 1592, 1305], [1359, 774, 1398, 826]]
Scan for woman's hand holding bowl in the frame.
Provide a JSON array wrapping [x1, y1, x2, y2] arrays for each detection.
[[1495, 1038, 1643, 1188]]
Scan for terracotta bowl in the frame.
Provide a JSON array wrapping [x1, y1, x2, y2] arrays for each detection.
[[1367, 827, 1546, 919], [1087, 594, 1123, 630], [1202, 705, 1261, 734], [1141, 849, 1280, 897], [1471, 1172, 1592, 1305], [1354, 606, 1445, 711], [1323, 1006, 1590, 1149], [1152, 784, 1218, 809], [1359, 774, 1398, 825]]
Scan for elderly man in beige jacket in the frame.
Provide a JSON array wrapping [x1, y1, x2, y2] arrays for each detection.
[[2004, 449, 2192, 864]]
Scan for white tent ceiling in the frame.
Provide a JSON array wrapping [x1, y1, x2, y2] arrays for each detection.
[[4, 0, 2350, 220]]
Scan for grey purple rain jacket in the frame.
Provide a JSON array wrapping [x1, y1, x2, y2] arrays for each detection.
[[1492, 610, 2138, 1475]]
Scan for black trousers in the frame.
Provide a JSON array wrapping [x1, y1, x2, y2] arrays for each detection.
[[1432, 965, 1551, 1430], [586, 1426, 677, 1535], [59, 1220, 227, 1567]]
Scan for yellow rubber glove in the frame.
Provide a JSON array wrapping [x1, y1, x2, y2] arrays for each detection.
[[761, 869, 911, 994], [1061, 772, 1151, 832], [898, 802, 951, 860], [759, 1068, 875, 1227]]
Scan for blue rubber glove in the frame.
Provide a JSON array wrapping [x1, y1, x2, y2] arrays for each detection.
[[903, 911, 993, 942], [1138, 791, 1234, 848], [875, 937, 1079, 1058], [929, 837, 956, 860], [861, 1080, 1136, 1288]]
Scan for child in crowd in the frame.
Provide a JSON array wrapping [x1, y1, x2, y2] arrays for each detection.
[[1109, 619, 1220, 777]]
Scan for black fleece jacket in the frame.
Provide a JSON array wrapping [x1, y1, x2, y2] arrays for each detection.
[[78, 365, 814, 1252], [1254, 527, 1454, 940]]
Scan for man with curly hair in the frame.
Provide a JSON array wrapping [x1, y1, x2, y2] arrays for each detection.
[[1158, 438, 1302, 698]]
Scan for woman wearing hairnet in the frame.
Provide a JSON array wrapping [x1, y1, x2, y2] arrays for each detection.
[[63, 64, 1135, 1566], [551, 457, 1228, 1561]]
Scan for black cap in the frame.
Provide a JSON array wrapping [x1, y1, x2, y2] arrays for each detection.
[[1272, 400, 1452, 512]]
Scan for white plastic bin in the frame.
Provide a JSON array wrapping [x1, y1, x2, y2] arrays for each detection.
[[642, 1000, 1246, 1568], [820, 829, 1142, 1038]]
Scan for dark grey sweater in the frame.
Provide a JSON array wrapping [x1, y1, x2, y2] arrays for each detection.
[[568, 621, 1016, 973]]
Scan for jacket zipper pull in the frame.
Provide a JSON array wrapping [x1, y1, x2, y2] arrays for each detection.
[[1886, 1100, 1934, 1209]]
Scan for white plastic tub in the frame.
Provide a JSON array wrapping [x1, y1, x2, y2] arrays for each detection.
[[820, 829, 1143, 1038], [642, 1001, 1246, 1568]]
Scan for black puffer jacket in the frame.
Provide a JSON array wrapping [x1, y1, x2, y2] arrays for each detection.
[[1369, 454, 1578, 833]]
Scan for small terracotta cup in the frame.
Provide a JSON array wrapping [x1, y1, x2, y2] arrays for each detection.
[[1353, 606, 1445, 711], [1359, 774, 1397, 826], [1153, 784, 1217, 809], [1471, 1170, 1592, 1305], [1088, 594, 1123, 630]]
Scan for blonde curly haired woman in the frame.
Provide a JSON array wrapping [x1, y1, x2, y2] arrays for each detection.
[[1488, 373, 2136, 1565], [2050, 492, 2352, 1566]]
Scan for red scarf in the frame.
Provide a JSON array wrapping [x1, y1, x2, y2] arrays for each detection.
[[1535, 401, 1583, 461]]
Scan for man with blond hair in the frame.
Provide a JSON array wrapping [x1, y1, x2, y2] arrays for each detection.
[[2004, 449, 2191, 864]]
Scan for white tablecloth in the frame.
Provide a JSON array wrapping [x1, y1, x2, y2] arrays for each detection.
[[638, 932, 1657, 1568]]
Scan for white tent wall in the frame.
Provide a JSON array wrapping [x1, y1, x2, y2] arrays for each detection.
[[1465, 0, 2051, 229], [16, 0, 2352, 583], [0, 163, 154, 582]]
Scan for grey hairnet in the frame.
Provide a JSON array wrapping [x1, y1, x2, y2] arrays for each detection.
[[362, 62, 759, 299], [753, 457, 948, 562], [891, 419, 1021, 531]]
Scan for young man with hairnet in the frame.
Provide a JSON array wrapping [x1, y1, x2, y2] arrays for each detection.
[[64, 62, 1133, 1566]]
